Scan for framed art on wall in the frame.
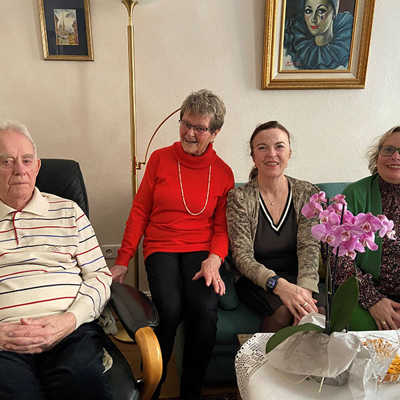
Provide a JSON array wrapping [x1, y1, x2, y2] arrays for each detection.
[[38, 0, 94, 61], [262, 0, 375, 89]]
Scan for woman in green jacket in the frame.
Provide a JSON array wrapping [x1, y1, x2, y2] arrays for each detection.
[[336, 126, 400, 331]]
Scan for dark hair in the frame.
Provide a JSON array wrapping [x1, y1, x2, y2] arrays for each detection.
[[249, 121, 291, 180], [302, 0, 339, 13], [180, 89, 226, 132]]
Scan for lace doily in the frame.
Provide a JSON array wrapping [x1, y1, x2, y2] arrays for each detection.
[[235, 333, 273, 400], [235, 331, 400, 400]]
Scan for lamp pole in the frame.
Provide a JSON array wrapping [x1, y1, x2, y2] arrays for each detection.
[[121, 0, 139, 195], [121, 0, 140, 289]]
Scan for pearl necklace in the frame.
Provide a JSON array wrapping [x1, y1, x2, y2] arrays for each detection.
[[178, 161, 211, 216]]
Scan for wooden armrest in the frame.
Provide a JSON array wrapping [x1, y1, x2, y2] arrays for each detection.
[[135, 326, 163, 400], [110, 283, 162, 399]]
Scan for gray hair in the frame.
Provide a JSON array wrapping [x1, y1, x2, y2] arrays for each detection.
[[180, 89, 226, 132], [367, 126, 400, 174], [0, 120, 37, 157]]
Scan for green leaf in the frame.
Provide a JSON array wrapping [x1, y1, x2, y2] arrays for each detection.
[[265, 323, 324, 353], [330, 276, 359, 332]]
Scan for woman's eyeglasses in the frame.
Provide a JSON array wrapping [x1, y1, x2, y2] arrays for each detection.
[[379, 145, 400, 157], [179, 120, 211, 134]]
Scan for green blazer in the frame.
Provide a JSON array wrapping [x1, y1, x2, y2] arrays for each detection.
[[343, 174, 382, 330], [344, 174, 382, 279]]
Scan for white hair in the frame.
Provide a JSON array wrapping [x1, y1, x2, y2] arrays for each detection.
[[0, 120, 38, 157]]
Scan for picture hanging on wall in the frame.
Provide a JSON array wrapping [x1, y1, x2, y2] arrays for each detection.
[[38, 0, 94, 61], [262, 0, 375, 89]]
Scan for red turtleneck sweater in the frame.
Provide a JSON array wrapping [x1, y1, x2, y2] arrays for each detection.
[[116, 142, 234, 265]]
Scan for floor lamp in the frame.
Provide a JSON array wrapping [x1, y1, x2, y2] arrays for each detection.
[[115, 0, 148, 342], [120, 0, 152, 291]]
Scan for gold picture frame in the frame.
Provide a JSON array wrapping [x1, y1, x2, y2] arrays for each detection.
[[38, 0, 94, 61], [262, 0, 375, 89]]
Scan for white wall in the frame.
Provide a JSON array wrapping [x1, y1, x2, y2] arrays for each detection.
[[1, 0, 399, 289]]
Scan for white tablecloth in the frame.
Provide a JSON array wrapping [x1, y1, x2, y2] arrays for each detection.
[[235, 332, 400, 400]]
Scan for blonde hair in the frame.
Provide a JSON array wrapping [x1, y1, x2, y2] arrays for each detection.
[[367, 126, 400, 174]]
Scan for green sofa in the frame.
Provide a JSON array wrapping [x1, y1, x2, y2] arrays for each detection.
[[176, 181, 350, 386]]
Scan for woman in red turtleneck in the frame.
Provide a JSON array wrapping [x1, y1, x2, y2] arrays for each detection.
[[111, 90, 234, 400]]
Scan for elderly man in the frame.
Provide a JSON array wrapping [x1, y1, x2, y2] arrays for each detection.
[[0, 121, 112, 400]]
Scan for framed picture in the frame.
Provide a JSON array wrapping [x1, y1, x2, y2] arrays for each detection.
[[262, 0, 375, 89], [38, 0, 94, 61]]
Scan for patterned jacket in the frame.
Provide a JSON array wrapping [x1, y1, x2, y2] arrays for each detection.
[[226, 176, 320, 292]]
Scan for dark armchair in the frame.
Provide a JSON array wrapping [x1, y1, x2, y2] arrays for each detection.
[[36, 159, 162, 400]]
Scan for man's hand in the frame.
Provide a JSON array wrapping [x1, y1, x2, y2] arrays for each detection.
[[273, 279, 318, 322], [0, 313, 77, 354], [192, 253, 225, 295], [369, 298, 400, 330], [0, 321, 46, 354], [110, 264, 128, 283]]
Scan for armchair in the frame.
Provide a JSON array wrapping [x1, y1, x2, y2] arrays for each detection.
[[36, 159, 162, 400]]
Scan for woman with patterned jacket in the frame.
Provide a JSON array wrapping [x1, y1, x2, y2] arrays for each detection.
[[227, 121, 320, 332]]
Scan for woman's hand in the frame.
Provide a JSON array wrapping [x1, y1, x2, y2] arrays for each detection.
[[192, 254, 225, 296], [273, 278, 318, 321], [110, 264, 128, 283], [369, 298, 400, 330]]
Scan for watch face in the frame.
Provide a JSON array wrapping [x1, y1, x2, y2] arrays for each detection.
[[267, 277, 277, 290], [267, 276, 279, 291]]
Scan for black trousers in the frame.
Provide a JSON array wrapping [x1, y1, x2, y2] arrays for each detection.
[[0, 322, 112, 400], [145, 252, 219, 400]]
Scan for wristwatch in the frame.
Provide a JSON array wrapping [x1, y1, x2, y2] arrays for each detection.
[[266, 275, 280, 292]]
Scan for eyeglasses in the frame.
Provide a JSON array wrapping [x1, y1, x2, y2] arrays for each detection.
[[379, 145, 400, 157], [179, 119, 211, 134]]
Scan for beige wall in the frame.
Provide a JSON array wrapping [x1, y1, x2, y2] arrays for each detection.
[[1, 0, 399, 289]]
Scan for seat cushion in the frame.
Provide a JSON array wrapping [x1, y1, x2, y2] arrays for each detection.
[[216, 303, 261, 345]]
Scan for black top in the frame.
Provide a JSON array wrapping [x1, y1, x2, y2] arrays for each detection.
[[254, 187, 298, 280]]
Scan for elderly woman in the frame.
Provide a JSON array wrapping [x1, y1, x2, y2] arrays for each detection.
[[227, 121, 320, 332], [283, 0, 354, 70], [335, 126, 400, 331], [111, 89, 234, 400]]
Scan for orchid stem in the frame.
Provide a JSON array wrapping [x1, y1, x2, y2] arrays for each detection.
[[331, 206, 345, 297]]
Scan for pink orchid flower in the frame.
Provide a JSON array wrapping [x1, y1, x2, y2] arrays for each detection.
[[301, 192, 327, 218], [359, 232, 379, 251], [304, 191, 396, 261], [355, 213, 382, 233], [377, 215, 396, 239]]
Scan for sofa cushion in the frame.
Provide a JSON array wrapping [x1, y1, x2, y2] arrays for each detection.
[[216, 303, 261, 345], [316, 182, 349, 199]]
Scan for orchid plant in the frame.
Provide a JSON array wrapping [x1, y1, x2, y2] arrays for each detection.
[[266, 191, 396, 353]]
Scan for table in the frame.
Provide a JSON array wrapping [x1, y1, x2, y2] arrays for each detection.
[[235, 332, 399, 400]]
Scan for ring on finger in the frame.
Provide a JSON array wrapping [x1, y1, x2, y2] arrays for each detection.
[[382, 320, 387, 325], [302, 302, 308, 307]]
